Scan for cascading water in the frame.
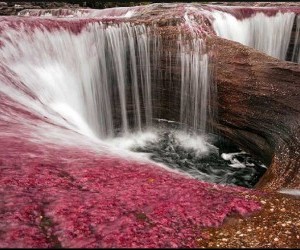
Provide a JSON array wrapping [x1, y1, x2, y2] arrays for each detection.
[[179, 36, 210, 133], [211, 10, 296, 60], [0, 21, 155, 138]]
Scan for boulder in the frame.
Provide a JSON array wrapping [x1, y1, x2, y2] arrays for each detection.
[[206, 36, 300, 191]]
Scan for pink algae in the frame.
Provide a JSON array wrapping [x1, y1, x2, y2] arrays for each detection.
[[0, 85, 262, 248], [0, 120, 262, 248]]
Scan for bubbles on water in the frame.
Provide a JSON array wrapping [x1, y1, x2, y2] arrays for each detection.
[[106, 130, 158, 150], [108, 124, 267, 188]]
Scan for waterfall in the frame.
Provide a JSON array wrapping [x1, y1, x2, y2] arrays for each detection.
[[0, 17, 213, 139], [179, 36, 211, 133], [211, 10, 295, 60], [0, 21, 155, 138], [292, 15, 300, 63]]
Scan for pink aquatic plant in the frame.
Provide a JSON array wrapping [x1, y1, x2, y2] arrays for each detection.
[[0, 121, 261, 247]]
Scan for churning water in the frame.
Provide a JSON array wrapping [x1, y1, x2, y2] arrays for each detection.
[[108, 124, 266, 188], [3, 6, 295, 187]]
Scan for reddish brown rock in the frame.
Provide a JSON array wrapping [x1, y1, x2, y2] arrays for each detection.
[[208, 2, 300, 7], [0, 2, 81, 16], [204, 36, 300, 191]]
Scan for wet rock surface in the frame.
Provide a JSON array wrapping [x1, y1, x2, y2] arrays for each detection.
[[197, 193, 300, 248], [205, 36, 300, 191], [0, 2, 81, 15], [209, 2, 300, 7]]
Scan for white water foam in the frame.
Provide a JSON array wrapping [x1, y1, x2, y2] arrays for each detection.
[[174, 131, 217, 157], [107, 130, 158, 150], [221, 152, 246, 168]]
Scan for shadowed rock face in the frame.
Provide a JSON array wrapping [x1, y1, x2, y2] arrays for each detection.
[[206, 37, 300, 190]]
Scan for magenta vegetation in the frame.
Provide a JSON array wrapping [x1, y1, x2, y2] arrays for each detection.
[[0, 94, 261, 247]]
